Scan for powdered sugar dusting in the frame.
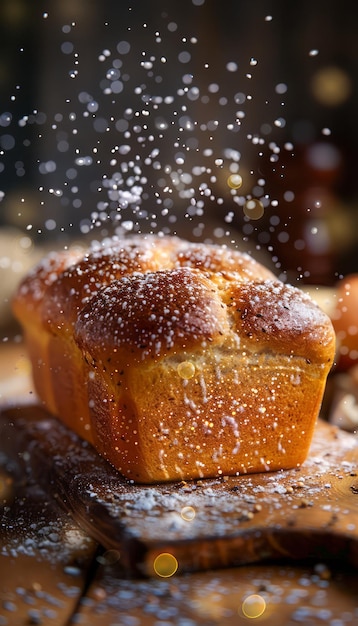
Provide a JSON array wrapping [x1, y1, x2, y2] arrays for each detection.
[[12, 233, 336, 482], [1, 4, 296, 274]]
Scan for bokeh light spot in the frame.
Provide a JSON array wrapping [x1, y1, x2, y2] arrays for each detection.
[[177, 361, 196, 379], [153, 552, 179, 577], [0, 471, 14, 505], [311, 66, 352, 106], [243, 199, 264, 220], [241, 594, 266, 619], [227, 174, 243, 189], [96, 549, 121, 566], [180, 505, 196, 521]]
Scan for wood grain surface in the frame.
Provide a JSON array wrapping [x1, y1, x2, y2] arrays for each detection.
[[1, 404, 357, 579]]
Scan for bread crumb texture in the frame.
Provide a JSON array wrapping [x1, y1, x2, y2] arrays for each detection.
[[13, 235, 336, 483]]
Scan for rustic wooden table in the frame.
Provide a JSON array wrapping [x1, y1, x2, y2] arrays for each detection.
[[1, 340, 358, 626]]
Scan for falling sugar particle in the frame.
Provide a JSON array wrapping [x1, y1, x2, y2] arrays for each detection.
[[274, 117, 286, 128], [226, 61, 238, 72], [275, 83, 288, 94], [1, 7, 293, 249]]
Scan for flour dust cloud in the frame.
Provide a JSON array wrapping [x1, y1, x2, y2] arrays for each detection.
[[0, 1, 298, 275]]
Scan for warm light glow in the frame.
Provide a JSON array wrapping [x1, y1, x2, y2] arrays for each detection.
[[227, 173, 243, 189], [180, 505, 196, 521], [153, 552, 179, 577], [15, 355, 32, 375], [243, 199, 264, 220], [0, 471, 14, 504], [241, 594, 266, 619], [177, 361, 196, 379], [311, 66, 352, 106]]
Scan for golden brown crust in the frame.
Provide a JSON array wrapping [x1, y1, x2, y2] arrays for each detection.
[[75, 268, 229, 362], [12, 235, 336, 483], [12, 248, 84, 319], [41, 235, 180, 331], [227, 280, 335, 362]]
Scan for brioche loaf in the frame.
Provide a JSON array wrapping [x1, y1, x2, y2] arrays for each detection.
[[12, 235, 336, 483]]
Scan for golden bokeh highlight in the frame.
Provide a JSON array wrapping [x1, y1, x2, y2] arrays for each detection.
[[227, 173, 243, 189], [0, 471, 14, 504], [241, 594, 266, 619], [311, 66, 352, 106], [243, 199, 264, 220], [153, 552, 179, 578], [97, 549, 121, 566], [180, 505, 196, 521], [177, 360, 196, 379]]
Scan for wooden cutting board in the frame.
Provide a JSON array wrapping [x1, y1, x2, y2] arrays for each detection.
[[1, 404, 357, 578]]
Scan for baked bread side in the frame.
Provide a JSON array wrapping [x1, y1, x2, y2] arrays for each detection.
[[12, 248, 84, 421], [12, 235, 336, 482]]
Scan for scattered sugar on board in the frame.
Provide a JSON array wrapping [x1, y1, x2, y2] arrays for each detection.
[[74, 429, 358, 540], [1, 501, 93, 563]]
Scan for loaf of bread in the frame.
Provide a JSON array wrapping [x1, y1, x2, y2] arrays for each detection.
[[12, 235, 336, 483]]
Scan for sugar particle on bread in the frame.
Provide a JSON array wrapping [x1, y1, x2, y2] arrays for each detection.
[[12, 235, 336, 483]]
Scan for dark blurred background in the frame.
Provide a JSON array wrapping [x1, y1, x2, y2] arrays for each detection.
[[1, 0, 358, 288]]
